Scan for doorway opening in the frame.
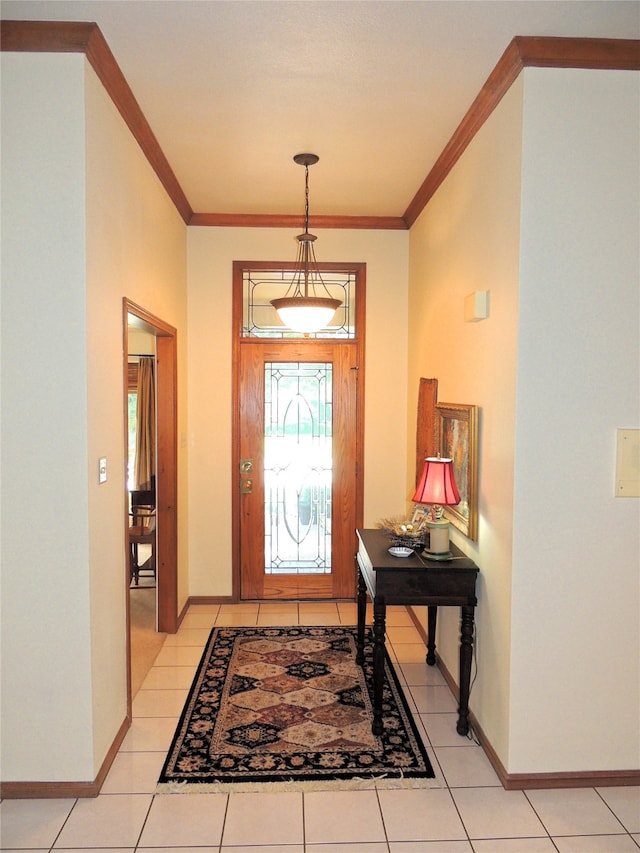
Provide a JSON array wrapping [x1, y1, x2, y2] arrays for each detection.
[[124, 300, 178, 707]]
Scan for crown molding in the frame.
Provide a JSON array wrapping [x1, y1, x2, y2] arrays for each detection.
[[403, 36, 640, 227], [2, 23, 638, 230], [189, 212, 406, 229], [1, 20, 193, 225], [516, 35, 640, 70]]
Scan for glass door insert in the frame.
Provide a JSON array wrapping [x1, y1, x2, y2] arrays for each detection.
[[264, 362, 333, 575]]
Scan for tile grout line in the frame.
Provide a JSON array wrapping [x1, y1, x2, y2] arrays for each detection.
[[593, 785, 638, 838], [372, 785, 392, 853], [132, 790, 156, 852]]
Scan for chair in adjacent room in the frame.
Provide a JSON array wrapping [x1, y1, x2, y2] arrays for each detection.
[[129, 506, 156, 586]]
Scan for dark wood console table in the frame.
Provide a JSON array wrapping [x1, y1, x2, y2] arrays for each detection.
[[355, 528, 479, 737]]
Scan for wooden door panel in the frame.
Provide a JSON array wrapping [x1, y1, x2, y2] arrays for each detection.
[[238, 345, 265, 600], [238, 341, 358, 600], [330, 345, 359, 598]]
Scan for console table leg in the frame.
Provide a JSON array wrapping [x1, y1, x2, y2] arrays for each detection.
[[356, 563, 366, 667], [426, 605, 437, 665], [371, 596, 386, 736], [457, 605, 475, 736]]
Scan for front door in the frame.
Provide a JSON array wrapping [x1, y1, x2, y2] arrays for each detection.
[[233, 262, 365, 600], [238, 341, 360, 598]]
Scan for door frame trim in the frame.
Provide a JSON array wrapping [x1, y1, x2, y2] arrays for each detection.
[[123, 299, 178, 710], [231, 261, 366, 601]]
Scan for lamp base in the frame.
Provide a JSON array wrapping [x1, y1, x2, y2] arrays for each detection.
[[422, 548, 454, 562], [423, 518, 453, 561]]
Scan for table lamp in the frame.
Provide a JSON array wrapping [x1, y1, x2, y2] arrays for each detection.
[[412, 456, 461, 560]]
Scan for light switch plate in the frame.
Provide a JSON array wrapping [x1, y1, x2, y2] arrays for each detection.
[[615, 429, 639, 497], [99, 457, 107, 484]]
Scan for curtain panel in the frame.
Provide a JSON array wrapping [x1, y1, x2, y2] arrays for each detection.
[[134, 356, 156, 490]]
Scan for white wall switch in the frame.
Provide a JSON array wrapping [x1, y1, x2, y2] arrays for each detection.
[[99, 457, 107, 484], [615, 429, 639, 497]]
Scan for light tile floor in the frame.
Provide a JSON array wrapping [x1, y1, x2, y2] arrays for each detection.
[[2, 602, 639, 852]]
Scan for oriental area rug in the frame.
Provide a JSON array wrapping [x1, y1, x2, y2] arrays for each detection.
[[158, 625, 435, 792]]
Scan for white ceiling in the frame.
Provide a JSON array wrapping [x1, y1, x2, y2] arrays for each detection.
[[2, 1, 639, 218]]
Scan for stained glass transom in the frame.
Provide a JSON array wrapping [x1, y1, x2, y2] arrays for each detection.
[[243, 270, 356, 339]]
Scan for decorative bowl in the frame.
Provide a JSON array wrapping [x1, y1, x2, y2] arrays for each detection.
[[388, 546, 414, 558]]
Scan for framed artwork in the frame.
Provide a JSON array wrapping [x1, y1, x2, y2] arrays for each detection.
[[436, 403, 478, 541]]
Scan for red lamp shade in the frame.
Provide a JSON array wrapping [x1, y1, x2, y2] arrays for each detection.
[[412, 457, 461, 506]]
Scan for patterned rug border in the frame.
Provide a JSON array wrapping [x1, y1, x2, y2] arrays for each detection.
[[157, 625, 437, 793], [157, 775, 439, 793]]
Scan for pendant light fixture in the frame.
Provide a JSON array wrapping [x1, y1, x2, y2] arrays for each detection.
[[270, 153, 342, 334]]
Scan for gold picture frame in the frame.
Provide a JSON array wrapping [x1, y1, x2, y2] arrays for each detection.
[[436, 403, 478, 541]]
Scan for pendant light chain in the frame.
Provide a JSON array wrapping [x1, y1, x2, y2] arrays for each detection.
[[304, 163, 310, 234]]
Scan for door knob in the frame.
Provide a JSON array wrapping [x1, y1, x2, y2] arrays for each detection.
[[240, 478, 253, 494], [239, 459, 253, 473]]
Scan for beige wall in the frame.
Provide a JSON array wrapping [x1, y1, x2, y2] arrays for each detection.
[[85, 65, 188, 769], [407, 68, 639, 775], [509, 68, 639, 772], [0, 52, 188, 782], [187, 227, 409, 597], [1, 52, 95, 781], [408, 77, 524, 766]]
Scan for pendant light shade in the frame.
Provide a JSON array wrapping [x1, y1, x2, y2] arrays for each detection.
[[270, 154, 342, 334], [270, 295, 341, 334]]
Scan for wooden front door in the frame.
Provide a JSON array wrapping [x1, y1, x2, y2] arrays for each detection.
[[237, 340, 360, 599]]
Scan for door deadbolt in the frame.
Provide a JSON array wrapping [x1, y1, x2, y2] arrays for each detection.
[[240, 478, 253, 494], [239, 458, 254, 473]]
